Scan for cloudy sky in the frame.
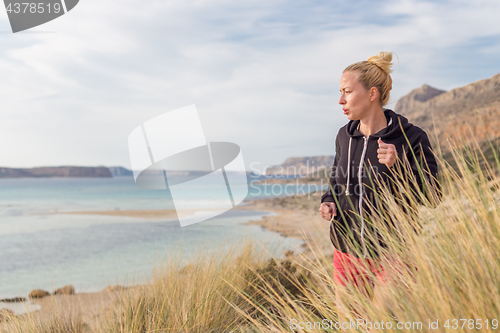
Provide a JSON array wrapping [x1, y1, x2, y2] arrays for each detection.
[[1, 0, 499, 173]]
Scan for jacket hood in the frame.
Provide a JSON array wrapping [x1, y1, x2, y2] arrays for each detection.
[[345, 109, 414, 139]]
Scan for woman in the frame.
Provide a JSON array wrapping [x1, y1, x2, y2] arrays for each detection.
[[318, 52, 441, 323]]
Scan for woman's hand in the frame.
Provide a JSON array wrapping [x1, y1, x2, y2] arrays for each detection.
[[319, 202, 337, 221], [377, 138, 397, 168]]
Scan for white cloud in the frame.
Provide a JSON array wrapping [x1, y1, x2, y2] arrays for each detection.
[[0, 0, 499, 171]]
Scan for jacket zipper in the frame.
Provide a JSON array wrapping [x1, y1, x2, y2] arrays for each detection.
[[358, 136, 369, 258]]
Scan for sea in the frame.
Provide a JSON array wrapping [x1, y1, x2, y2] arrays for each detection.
[[0, 174, 322, 313]]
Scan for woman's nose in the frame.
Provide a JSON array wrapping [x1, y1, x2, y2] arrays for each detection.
[[339, 95, 345, 105]]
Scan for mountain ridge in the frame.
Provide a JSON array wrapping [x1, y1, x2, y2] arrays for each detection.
[[395, 73, 500, 153], [265, 73, 500, 176], [0, 166, 112, 178]]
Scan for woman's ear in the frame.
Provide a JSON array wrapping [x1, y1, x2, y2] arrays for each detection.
[[370, 87, 379, 102]]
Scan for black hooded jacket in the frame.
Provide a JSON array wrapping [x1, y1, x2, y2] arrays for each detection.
[[321, 109, 441, 258]]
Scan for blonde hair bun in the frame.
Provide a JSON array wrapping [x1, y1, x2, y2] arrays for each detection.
[[367, 52, 393, 75], [343, 51, 395, 106]]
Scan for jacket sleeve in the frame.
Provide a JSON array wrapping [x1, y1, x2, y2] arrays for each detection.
[[321, 134, 341, 204], [406, 130, 442, 207]]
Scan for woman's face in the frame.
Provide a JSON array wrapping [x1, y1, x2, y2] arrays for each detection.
[[338, 70, 372, 121]]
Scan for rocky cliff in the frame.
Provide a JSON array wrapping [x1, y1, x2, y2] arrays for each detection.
[[108, 166, 133, 177], [267, 74, 500, 178], [0, 166, 112, 178], [395, 73, 500, 154]]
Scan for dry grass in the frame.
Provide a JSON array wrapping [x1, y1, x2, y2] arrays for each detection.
[[3, 312, 88, 333], [2, 134, 500, 332], [232, 134, 500, 332]]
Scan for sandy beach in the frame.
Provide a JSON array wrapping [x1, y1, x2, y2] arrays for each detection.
[[58, 209, 187, 219], [237, 191, 332, 256], [3, 290, 118, 331], [1, 191, 332, 329], [57, 192, 332, 256]]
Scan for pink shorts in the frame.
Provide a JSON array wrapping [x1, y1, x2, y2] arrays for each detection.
[[333, 249, 417, 288]]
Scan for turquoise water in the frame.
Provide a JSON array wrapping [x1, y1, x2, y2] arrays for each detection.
[[0, 176, 317, 306]]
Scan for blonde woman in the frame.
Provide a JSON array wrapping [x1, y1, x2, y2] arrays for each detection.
[[318, 52, 441, 326]]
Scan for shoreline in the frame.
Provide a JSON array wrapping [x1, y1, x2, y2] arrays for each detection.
[[55, 193, 333, 257], [1, 192, 333, 327], [57, 208, 189, 219], [55, 194, 330, 248], [236, 192, 333, 258]]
